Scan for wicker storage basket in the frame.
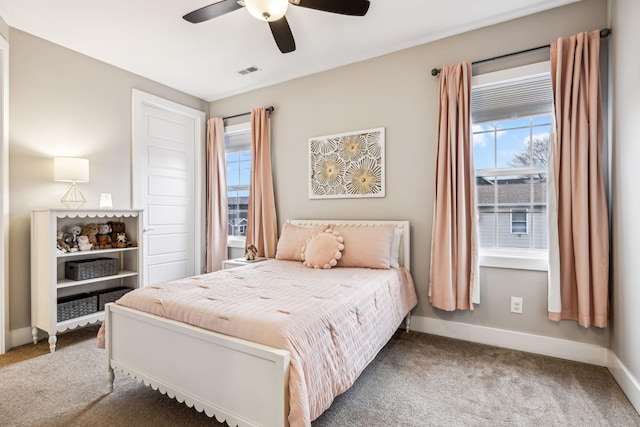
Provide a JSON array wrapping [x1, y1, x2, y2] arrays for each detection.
[[57, 293, 98, 321], [92, 286, 133, 311], [65, 257, 119, 281]]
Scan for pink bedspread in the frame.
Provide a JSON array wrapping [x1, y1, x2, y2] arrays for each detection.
[[113, 259, 417, 426]]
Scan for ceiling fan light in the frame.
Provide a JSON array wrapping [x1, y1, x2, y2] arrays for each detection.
[[245, 0, 288, 22]]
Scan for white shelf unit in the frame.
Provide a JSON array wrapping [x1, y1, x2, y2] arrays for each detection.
[[31, 209, 143, 352]]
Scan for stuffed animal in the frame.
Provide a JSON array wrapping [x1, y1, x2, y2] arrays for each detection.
[[112, 232, 127, 248], [57, 230, 70, 253], [98, 223, 111, 235], [97, 223, 112, 244], [77, 235, 93, 251], [96, 234, 112, 250], [82, 223, 99, 245], [68, 225, 82, 243], [62, 232, 78, 252], [109, 221, 125, 243], [244, 244, 258, 261]]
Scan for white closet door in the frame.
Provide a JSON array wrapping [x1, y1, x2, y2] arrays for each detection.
[[132, 90, 205, 286]]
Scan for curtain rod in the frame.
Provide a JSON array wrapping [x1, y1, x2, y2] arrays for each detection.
[[430, 28, 611, 77], [222, 106, 274, 120]]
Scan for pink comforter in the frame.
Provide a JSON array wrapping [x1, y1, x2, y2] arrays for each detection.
[[114, 260, 417, 426]]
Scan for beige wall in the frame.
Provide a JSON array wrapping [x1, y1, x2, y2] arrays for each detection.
[[610, 0, 640, 393], [211, 0, 609, 346], [8, 29, 208, 331]]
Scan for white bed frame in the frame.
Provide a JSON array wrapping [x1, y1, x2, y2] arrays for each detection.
[[105, 220, 411, 427]]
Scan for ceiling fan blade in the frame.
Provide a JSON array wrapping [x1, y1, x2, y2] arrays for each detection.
[[183, 0, 244, 23], [268, 17, 296, 54], [293, 0, 370, 16]]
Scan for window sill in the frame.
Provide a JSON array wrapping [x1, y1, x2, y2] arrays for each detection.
[[479, 249, 548, 271], [227, 236, 246, 249]]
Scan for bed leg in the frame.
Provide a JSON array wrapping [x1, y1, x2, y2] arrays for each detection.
[[106, 366, 114, 393], [405, 313, 411, 333]]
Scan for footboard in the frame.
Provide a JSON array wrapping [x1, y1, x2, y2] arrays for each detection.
[[105, 303, 290, 427]]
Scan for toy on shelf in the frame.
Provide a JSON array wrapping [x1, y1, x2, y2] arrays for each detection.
[[82, 223, 99, 245], [57, 230, 70, 253], [96, 234, 112, 250], [244, 244, 258, 261], [62, 232, 78, 252], [77, 235, 93, 251]]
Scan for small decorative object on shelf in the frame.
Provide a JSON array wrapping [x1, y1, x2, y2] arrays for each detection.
[[77, 235, 92, 251], [244, 244, 258, 261], [31, 208, 143, 353], [99, 193, 113, 209]]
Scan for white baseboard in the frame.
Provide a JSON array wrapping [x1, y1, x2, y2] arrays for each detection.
[[608, 350, 640, 415], [409, 315, 609, 366]]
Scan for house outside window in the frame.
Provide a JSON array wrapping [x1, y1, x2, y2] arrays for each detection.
[[224, 122, 251, 247], [471, 61, 552, 270], [511, 209, 529, 234]]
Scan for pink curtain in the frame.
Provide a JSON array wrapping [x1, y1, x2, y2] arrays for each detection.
[[429, 62, 479, 311], [246, 107, 278, 258], [548, 30, 609, 328], [205, 117, 228, 272]]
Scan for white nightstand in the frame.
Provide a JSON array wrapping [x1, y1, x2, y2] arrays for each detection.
[[222, 257, 267, 269]]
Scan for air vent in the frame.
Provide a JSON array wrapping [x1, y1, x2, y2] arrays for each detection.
[[237, 66, 260, 75]]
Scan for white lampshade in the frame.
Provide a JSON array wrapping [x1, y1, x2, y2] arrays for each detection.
[[53, 157, 90, 183], [245, 0, 288, 22]]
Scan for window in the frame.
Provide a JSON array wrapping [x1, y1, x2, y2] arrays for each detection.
[[471, 62, 552, 270], [224, 122, 251, 246], [510, 209, 528, 234]]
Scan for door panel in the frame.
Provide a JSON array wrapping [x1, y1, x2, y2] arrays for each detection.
[[133, 90, 205, 286]]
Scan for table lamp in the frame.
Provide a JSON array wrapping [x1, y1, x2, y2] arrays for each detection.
[[53, 157, 89, 209]]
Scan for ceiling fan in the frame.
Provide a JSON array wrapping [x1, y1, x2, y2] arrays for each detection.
[[183, 0, 371, 54]]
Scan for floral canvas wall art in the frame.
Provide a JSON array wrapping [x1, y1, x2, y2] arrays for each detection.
[[309, 127, 385, 199]]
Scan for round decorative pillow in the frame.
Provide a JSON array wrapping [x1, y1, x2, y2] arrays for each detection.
[[301, 229, 344, 269]]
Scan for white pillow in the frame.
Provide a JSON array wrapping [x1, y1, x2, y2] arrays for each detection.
[[390, 227, 402, 268]]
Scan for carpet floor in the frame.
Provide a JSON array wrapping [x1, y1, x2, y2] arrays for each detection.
[[1, 326, 638, 427]]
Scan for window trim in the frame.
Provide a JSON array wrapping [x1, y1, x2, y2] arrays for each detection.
[[227, 235, 247, 249], [472, 61, 552, 271], [479, 248, 548, 271]]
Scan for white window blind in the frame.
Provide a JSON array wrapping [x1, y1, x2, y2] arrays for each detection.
[[472, 61, 552, 124]]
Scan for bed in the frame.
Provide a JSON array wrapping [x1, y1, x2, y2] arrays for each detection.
[[103, 220, 417, 427]]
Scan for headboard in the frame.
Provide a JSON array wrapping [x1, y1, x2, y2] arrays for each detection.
[[287, 220, 411, 272]]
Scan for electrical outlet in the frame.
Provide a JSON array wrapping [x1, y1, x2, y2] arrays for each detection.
[[510, 296, 523, 314]]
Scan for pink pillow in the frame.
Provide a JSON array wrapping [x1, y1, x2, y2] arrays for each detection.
[[333, 224, 395, 269], [302, 230, 344, 269], [276, 223, 327, 261]]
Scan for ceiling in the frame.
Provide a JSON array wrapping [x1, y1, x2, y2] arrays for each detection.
[[0, 0, 579, 102]]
